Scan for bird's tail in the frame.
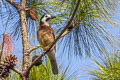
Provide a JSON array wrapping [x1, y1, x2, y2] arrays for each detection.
[[48, 50, 58, 75]]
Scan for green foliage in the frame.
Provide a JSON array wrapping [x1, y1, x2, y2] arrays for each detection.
[[3, 57, 75, 80], [29, 57, 79, 80], [3, 72, 21, 80], [88, 53, 120, 80], [29, 58, 63, 80]]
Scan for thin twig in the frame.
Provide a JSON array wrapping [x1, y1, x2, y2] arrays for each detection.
[[26, 0, 81, 73], [25, 6, 35, 11], [6, 0, 19, 10], [27, 45, 41, 53], [25, 8, 31, 11], [0, 63, 22, 76], [60, 16, 82, 38], [10, 67, 22, 76]]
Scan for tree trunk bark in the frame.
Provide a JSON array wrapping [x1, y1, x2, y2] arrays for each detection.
[[22, 75, 29, 80], [19, 0, 30, 79]]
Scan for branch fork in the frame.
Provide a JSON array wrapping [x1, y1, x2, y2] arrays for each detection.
[[6, 0, 34, 12], [0, 63, 22, 76]]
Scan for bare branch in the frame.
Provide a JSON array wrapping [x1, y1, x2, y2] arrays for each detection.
[[25, 6, 35, 11], [27, 45, 41, 53], [26, 0, 81, 74], [0, 63, 22, 76], [6, 0, 19, 10], [25, 8, 31, 11], [60, 16, 82, 38], [10, 67, 22, 76], [60, 24, 74, 37]]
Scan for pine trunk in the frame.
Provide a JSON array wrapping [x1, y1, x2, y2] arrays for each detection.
[[19, 0, 30, 79]]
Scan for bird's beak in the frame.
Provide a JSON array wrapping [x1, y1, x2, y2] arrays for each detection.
[[51, 16, 56, 19], [46, 16, 56, 22]]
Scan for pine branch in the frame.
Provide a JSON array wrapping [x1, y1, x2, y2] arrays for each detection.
[[25, 6, 35, 11], [27, 45, 41, 53], [10, 67, 22, 76], [60, 16, 82, 38], [0, 63, 22, 76], [26, 0, 81, 74]]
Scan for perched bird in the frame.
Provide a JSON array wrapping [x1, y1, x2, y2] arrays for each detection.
[[37, 14, 58, 74]]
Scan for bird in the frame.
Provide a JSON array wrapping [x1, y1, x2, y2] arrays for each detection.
[[37, 14, 58, 74]]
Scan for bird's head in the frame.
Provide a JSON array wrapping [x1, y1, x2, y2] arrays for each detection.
[[40, 14, 56, 26]]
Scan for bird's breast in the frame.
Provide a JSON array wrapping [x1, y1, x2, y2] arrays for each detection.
[[37, 27, 55, 49]]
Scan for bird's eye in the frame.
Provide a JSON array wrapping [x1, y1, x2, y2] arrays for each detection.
[[45, 16, 48, 17]]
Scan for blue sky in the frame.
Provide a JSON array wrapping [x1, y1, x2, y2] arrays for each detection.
[[0, 1, 120, 80]]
